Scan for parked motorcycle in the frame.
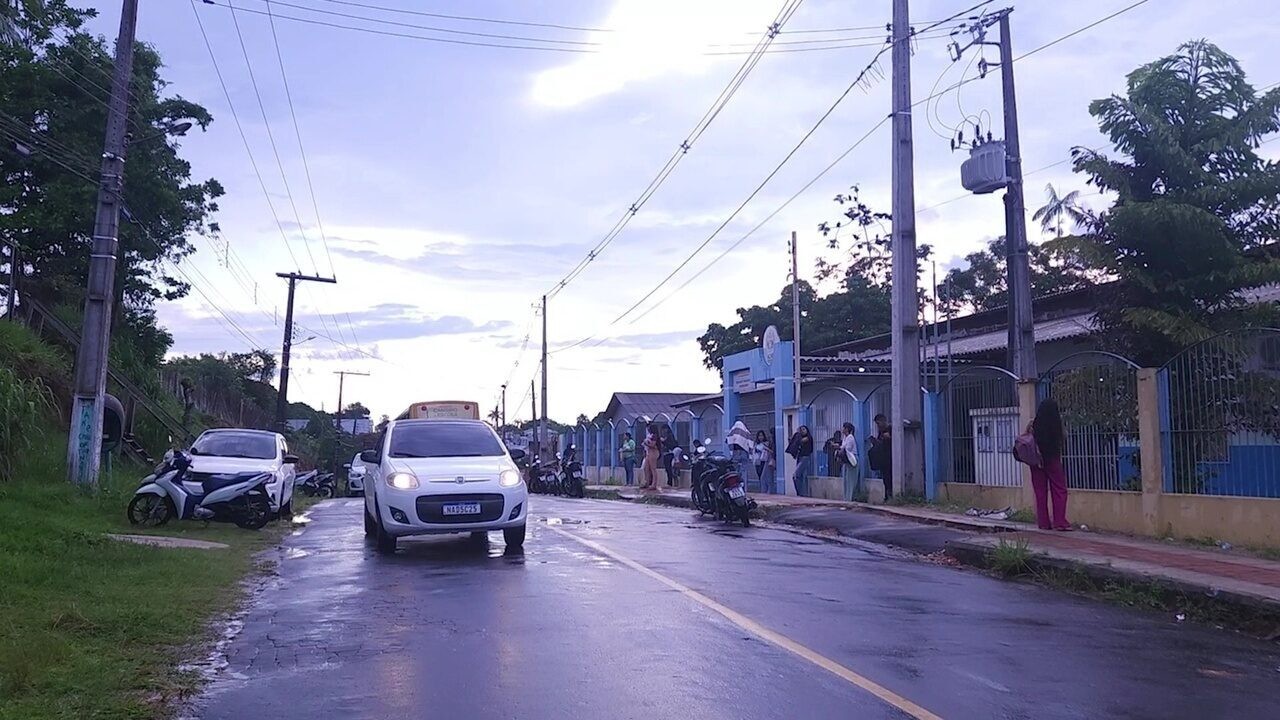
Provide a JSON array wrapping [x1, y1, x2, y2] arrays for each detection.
[[690, 439, 755, 527], [296, 470, 337, 498], [560, 444, 585, 498], [127, 450, 273, 530]]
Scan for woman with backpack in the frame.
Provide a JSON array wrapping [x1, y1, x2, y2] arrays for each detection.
[[786, 425, 814, 497], [1027, 399, 1072, 531]]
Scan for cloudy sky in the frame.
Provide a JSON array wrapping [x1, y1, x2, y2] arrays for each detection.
[[83, 0, 1279, 422]]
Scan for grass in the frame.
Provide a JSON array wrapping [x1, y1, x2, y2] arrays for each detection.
[[0, 432, 285, 720], [989, 538, 1034, 577]]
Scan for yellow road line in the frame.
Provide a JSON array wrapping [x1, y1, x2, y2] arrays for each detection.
[[546, 525, 944, 720]]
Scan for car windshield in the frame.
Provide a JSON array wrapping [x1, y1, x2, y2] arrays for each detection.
[[191, 432, 277, 460], [388, 422, 504, 458]]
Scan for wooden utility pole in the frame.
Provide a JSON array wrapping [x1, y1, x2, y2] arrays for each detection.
[[67, 0, 138, 487], [274, 272, 336, 428]]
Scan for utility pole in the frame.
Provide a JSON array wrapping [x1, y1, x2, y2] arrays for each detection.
[[890, 0, 925, 496], [500, 383, 507, 433], [332, 370, 369, 431], [67, 0, 138, 487], [539, 295, 548, 457], [274, 272, 337, 429], [789, 231, 801, 405], [998, 10, 1036, 380]]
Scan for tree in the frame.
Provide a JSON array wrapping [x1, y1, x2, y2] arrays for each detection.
[[1064, 40, 1280, 365], [341, 401, 370, 419], [1032, 183, 1089, 237], [0, 1, 223, 362], [937, 236, 1096, 314]]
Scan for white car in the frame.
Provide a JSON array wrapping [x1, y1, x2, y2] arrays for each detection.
[[362, 419, 528, 553], [346, 453, 366, 496], [188, 429, 298, 517]]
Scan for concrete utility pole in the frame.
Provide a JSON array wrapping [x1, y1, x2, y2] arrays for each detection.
[[500, 383, 507, 432], [67, 0, 138, 487], [998, 11, 1036, 380], [274, 272, 337, 428], [790, 231, 802, 404], [332, 370, 369, 432], [539, 295, 548, 457], [890, 0, 926, 495]]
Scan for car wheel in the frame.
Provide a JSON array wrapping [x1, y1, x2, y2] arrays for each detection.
[[373, 505, 397, 555], [503, 523, 526, 549]]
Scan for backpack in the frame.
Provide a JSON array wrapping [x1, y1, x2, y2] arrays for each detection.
[[1013, 432, 1043, 468]]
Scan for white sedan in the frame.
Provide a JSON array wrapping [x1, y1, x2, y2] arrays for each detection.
[[187, 428, 298, 517], [362, 419, 528, 554]]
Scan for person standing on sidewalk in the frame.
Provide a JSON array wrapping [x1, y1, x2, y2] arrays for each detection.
[[840, 422, 860, 501], [869, 414, 893, 500], [659, 425, 678, 487], [619, 432, 636, 486], [787, 425, 814, 497], [1031, 399, 1072, 531], [640, 423, 661, 492], [753, 430, 773, 492]]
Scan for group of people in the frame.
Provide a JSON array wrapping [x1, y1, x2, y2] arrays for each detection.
[[616, 423, 683, 492], [784, 414, 894, 501]]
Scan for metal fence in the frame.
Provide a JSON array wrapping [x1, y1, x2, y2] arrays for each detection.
[[938, 367, 1021, 486], [1042, 352, 1141, 491], [1161, 328, 1280, 497]]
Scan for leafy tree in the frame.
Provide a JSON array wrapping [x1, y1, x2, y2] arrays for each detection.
[[341, 401, 370, 419], [1063, 40, 1280, 365], [1032, 183, 1089, 237], [937, 236, 1096, 314], [0, 1, 223, 361]]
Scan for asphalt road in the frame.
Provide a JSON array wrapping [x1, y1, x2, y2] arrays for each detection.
[[189, 497, 1280, 720]]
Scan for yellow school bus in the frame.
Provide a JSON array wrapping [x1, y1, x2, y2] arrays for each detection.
[[397, 400, 481, 421]]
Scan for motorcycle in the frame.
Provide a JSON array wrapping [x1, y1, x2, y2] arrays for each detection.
[[690, 439, 755, 527], [127, 450, 274, 530], [297, 470, 337, 498], [560, 444, 585, 498]]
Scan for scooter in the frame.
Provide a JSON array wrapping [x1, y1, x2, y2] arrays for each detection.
[[690, 443, 732, 516], [297, 470, 337, 498], [127, 450, 275, 530]]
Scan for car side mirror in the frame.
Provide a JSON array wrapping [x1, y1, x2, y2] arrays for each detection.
[[360, 449, 380, 464], [283, 454, 300, 464]]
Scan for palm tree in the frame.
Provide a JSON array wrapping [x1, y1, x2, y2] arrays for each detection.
[[1032, 183, 1088, 237]]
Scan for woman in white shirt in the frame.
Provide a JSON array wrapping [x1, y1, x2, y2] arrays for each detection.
[[840, 422, 860, 501]]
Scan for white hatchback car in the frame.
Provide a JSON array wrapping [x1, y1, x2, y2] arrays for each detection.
[[362, 419, 528, 553], [346, 452, 366, 496], [187, 428, 298, 517]]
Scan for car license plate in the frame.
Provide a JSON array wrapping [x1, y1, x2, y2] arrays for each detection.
[[442, 502, 481, 516], [728, 486, 746, 499]]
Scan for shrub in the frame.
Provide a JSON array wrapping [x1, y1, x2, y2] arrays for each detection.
[[990, 538, 1034, 577], [0, 366, 55, 481]]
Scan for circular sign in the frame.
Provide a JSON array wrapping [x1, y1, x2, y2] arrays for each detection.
[[762, 325, 781, 366]]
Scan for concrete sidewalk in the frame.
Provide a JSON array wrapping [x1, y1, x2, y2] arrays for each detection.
[[586, 484, 1280, 613]]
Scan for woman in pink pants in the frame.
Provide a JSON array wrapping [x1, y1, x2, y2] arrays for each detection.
[[1030, 399, 1072, 530]]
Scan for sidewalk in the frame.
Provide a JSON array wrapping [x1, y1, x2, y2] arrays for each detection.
[[585, 484, 1280, 613]]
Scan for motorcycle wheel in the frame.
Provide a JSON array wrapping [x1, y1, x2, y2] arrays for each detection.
[[739, 505, 751, 527], [128, 493, 173, 527], [234, 492, 272, 530], [318, 486, 334, 499]]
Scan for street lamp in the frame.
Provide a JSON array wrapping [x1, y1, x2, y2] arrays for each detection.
[[126, 121, 194, 147]]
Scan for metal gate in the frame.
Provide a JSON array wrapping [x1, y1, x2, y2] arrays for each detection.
[[938, 366, 1020, 486], [1042, 352, 1140, 491], [1162, 329, 1280, 497]]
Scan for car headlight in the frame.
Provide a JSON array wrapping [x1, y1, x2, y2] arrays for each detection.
[[499, 469, 522, 488], [386, 471, 419, 490]]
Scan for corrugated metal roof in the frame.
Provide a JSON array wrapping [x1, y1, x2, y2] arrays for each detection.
[[605, 392, 709, 420], [842, 312, 1098, 361]]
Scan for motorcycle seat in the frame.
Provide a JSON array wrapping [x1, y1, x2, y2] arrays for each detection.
[[189, 471, 266, 495]]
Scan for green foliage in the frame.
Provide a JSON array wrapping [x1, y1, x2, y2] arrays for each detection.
[[1066, 40, 1280, 365], [0, 320, 69, 401], [989, 538, 1033, 577], [937, 235, 1097, 314], [0, 366, 54, 480], [1, 1, 222, 365]]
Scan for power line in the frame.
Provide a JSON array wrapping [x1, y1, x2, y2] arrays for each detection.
[[547, 0, 805, 297]]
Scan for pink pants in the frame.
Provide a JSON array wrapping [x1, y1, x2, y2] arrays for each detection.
[[1030, 456, 1070, 530]]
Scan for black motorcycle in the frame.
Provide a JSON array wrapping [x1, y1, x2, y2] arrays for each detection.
[[560, 444, 585, 498], [297, 470, 337, 498], [690, 441, 754, 527]]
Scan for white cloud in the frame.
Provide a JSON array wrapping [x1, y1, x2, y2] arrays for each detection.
[[530, 0, 784, 108]]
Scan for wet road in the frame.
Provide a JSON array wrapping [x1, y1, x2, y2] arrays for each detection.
[[191, 497, 1280, 720]]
